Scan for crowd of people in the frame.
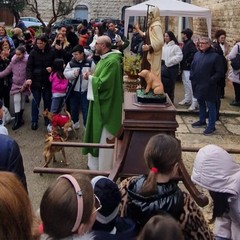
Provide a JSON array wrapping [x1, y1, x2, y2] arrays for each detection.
[[0, 132, 239, 240], [132, 22, 240, 136], [0, 18, 128, 130], [0, 17, 239, 136], [0, 13, 240, 240]]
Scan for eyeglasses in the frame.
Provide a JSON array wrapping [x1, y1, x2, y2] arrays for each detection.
[[199, 42, 209, 45], [92, 194, 102, 214]]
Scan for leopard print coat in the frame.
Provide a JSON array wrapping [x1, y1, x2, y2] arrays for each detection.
[[119, 176, 213, 240]]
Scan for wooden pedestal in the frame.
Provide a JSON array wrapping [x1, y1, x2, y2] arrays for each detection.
[[109, 92, 208, 207], [109, 92, 178, 179]]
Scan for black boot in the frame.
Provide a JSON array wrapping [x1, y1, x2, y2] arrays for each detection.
[[19, 109, 25, 125], [12, 112, 23, 130]]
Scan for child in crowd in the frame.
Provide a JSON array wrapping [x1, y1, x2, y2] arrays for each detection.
[[119, 134, 213, 239], [91, 176, 136, 239], [191, 144, 240, 240], [40, 174, 97, 240], [49, 58, 68, 114], [0, 99, 8, 135], [0, 46, 30, 130], [0, 172, 39, 240], [64, 45, 95, 129], [137, 213, 184, 240]]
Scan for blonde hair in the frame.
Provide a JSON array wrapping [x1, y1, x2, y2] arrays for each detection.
[[10, 27, 23, 36], [0, 172, 37, 240], [52, 32, 70, 49]]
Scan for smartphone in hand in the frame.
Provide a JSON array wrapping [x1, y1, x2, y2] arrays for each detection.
[[56, 39, 61, 46]]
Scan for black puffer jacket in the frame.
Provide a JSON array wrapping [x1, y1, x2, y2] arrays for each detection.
[[127, 175, 184, 228], [26, 44, 55, 89]]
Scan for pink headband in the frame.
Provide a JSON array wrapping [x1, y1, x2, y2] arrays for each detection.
[[57, 174, 83, 232]]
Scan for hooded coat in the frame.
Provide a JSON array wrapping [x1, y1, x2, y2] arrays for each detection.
[[191, 144, 240, 240], [0, 52, 29, 95], [146, 6, 164, 78]]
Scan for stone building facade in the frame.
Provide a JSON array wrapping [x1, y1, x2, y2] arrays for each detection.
[[24, 0, 240, 46], [192, 0, 240, 46], [25, 0, 134, 23]]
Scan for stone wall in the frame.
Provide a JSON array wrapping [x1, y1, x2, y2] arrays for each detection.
[[74, 0, 133, 19], [192, 0, 240, 46], [23, 0, 134, 22]]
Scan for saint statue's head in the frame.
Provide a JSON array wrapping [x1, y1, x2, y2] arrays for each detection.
[[148, 6, 161, 26]]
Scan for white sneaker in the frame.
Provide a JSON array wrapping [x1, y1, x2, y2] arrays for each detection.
[[178, 99, 191, 106], [73, 121, 80, 130], [47, 124, 52, 132], [188, 103, 199, 111]]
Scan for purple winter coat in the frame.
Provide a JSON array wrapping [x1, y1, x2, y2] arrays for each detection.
[[0, 52, 29, 95]]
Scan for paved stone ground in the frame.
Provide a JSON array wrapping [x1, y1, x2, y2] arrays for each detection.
[[4, 79, 240, 230]]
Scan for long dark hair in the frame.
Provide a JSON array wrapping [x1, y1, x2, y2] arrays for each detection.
[[16, 46, 26, 54], [165, 31, 179, 45], [209, 191, 232, 224], [51, 58, 65, 79], [35, 34, 51, 50], [140, 134, 181, 196]]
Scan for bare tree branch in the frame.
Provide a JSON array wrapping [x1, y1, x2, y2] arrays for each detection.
[[26, 0, 78, 28]]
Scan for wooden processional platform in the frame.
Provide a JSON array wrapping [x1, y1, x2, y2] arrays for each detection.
[[34, 91, 208, 207]]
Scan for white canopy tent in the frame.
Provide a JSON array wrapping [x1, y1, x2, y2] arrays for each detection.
[[124, 0, 212, 37]]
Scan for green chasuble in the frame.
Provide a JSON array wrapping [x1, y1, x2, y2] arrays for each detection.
[[82, 50, 123, 157]]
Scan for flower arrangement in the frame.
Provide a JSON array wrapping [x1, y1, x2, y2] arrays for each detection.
[[123, 54, 142, 78]]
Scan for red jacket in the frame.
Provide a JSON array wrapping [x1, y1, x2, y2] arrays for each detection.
[[52, 114, 69, 127]]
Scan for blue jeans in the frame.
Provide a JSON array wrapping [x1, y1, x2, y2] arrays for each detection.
[[50, 96, 64, 114], [198, 98, 216, 130], [31, 87, 52, 123], [69, 91, 89, 126]]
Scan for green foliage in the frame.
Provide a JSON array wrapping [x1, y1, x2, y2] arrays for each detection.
[[123, 54, 142, 76], [29, 26, 44, 35], [6, 28, 12, 36]]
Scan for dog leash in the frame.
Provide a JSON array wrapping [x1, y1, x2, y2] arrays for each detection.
[[27, 85, 40, 110]]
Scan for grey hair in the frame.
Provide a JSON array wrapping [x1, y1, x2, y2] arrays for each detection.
[[199, 36, 212, 44]]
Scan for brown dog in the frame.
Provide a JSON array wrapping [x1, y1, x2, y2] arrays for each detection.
[[42, 109, 77, 140], [43, 131, 69, 168], [138, 69, 164, 95]]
